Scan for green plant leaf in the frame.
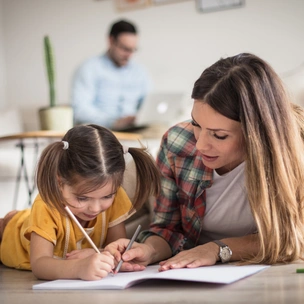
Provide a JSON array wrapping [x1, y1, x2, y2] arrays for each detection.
[[44, 35, 56, 107]]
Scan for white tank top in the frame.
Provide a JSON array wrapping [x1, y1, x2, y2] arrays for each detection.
[[199, 162, 257, 244]]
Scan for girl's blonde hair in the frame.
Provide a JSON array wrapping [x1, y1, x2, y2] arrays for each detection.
[[192, 53, 304, 264], [36, 124, 161, 215]]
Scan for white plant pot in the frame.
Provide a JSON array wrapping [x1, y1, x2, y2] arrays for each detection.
[[39, 106, 74, 131]]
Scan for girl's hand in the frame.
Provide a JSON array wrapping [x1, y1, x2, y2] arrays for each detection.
[[66, 248, 99, 260], [158, 242, 219, 271], [104, 238, 149, 272], [76, 251, 115, 280]]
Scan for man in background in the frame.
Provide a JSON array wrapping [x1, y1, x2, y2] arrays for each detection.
[[71, 19, 151, 130]]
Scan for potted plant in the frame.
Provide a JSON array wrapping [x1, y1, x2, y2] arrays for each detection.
[[39, 35, 73, 131]]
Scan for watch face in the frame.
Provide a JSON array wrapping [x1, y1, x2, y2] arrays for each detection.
[[220, 247, 232, 262]]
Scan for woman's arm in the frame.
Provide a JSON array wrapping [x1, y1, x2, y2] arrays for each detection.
[[222, 233, 259, 261], [158, 233, 260, 270], [142, 235, 173, 265], [30, 232, 114, 280]]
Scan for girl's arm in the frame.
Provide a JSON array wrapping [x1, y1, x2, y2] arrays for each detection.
[[66, 220, 127, 261], [104, 222, 127, 245], [66, 218, 127, 260], [30, 232, 114, 280]]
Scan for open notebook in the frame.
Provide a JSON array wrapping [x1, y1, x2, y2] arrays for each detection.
[[32, 264, 269, 290]]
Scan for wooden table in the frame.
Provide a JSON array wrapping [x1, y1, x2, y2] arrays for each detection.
[[0, 130, 143, 208], [1, 261, 304, 304], [0, 130, 143, 142]]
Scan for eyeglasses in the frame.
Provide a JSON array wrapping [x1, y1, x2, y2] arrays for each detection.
[[114, 40, 137, 54]]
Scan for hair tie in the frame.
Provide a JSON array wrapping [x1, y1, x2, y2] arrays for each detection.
[[122, 145, 129, 154], [62, 141, 69, 150]]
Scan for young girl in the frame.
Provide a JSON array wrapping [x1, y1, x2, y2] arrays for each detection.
[[0, 124, 160, 280]]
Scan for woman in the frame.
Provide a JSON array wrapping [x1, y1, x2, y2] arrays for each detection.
[[106, 53, 304, 271]]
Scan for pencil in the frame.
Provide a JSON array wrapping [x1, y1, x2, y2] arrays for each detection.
[[114, 224, 141, 274], [64, 205, 100, 254]]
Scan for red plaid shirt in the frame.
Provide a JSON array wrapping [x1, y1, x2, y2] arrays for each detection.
[[138, 121, 213, 254]]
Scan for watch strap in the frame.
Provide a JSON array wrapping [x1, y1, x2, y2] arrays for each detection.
[[212, 240, 232, 263], [212, 240, 227, 248]]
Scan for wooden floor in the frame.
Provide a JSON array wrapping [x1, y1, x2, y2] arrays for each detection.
[[1, 261, 304, 304]]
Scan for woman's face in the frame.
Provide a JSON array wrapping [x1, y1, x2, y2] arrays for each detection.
[[191, 101, 245, 175]]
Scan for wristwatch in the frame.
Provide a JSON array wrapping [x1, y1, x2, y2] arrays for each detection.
[[212, 240, 232, 263]]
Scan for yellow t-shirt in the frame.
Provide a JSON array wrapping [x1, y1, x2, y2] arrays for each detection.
[[0, 187, 133, 270]]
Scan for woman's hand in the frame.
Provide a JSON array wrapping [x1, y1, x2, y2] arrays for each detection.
[[76, 251, 115, 281], [158, 242, 219, 271], [105, 238, 153, 272]]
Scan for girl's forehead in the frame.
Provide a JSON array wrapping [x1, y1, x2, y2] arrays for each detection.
[[70, 178, 115, 194]]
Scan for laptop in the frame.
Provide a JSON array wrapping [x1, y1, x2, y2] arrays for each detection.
[[114, 92, 185, 132]]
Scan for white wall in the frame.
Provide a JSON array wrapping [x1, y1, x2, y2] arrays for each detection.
[[0, 0, 6, 109], [2, 0, 304, 130]]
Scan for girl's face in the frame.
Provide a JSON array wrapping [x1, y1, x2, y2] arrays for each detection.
[[61, 181, 116, 226], [191, 101, 245, 175]]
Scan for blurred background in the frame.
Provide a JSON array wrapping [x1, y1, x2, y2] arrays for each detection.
[[0, 0, 304, 215], [1, 0, 304, 131]]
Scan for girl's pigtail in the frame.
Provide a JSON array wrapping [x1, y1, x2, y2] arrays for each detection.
[[36, 141, 67, 214], [127, 147, 161, 211]]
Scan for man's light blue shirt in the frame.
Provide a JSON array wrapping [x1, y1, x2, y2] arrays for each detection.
[[71, 53, 152, 128]]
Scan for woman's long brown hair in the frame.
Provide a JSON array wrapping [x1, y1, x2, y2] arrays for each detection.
[[192, 53, 304, 264]]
